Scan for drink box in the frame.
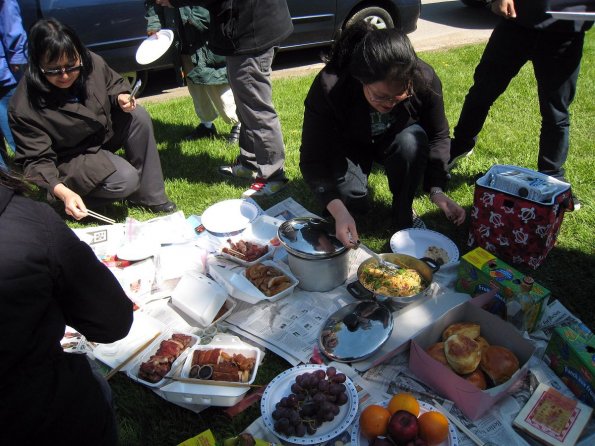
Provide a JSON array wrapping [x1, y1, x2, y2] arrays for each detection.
[[468, 164, 573, 269], [456, 247, 550, 332], [409, 300, 535, 420], [544, 326, 595, 407]]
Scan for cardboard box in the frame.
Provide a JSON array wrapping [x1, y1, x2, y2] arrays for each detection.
[[456, 247, 550, 332], [544, 326, 595, 407], [409, 300, 535, 420]]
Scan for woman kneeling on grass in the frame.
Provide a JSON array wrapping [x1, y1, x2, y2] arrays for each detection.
[[9, 18, 176, 219], [300, 21, 466, 248]]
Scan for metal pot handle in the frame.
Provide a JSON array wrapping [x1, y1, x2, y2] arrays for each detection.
[[346, 281, 374, 300], [419, 256, 441, 273]]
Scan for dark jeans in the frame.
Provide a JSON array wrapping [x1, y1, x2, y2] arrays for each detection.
[[333, 124, 428, 230], [452, 19, 585, 180]]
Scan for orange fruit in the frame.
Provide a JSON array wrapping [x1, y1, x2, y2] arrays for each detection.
[[387, 392, 420, 416], [359, 404, 391, 439], [418, 411, 449, 446]]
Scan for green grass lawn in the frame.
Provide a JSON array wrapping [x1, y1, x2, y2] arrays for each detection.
[[96, 37, 595, 444]]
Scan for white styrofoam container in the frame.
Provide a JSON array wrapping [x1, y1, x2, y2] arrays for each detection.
[[171, 271, 228, 326], [127, 331, 199, 388], [159, 336, 263, 407], [220, 237, 274, 267]]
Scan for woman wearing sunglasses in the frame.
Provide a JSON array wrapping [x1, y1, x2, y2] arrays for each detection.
[[8, 18, 176, 219], [300, 21, 465, 248]]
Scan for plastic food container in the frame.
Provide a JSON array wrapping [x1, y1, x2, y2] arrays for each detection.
[[239, 260, 299, 304], [220, 237, 274, 267], [171, 271, 228, 326], [159, 336, 263, 407], [127, 331, 199, 388]]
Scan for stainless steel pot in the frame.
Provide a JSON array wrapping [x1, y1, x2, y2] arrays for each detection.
[[348, 253, 439, 305], [277, 217, 349, 292]]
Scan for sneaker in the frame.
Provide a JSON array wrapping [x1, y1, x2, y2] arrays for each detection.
[[447, 143, 474, 170], [184, 123, 217, 141], [218, 161, 258, 180], [242, 178, 288, 198], [572, 194, 581, 211], [227, 124, 241, 144], [412, 211, 427, 229]]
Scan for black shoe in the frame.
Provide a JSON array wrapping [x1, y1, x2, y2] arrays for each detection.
[[227, 124, 241, 144], [447, 139, 474, 170], [130, 201, 177, 214], [572, 194, 581, 211], [184, 123, 217, 141]]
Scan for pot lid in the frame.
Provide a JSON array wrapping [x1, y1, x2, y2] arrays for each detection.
[[319, 300, 393, 363], [277, 217, 347, 260]]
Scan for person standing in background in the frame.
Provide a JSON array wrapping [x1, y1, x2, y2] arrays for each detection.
[[448, 0, 593, 210], [156, 0, 293, 198], [145, 1, 240, 143], [0, 0, 28, 169]]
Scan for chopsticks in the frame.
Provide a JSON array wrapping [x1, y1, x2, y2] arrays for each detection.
[[105, 331, 161, 381], [86, 209, 117, 225], [162, 375, 263, 389], [224, 248, 247, 258], [432, 399, 487, 446]]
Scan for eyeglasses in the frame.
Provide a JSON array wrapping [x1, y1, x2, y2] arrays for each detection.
[[364, 83, 412, 106], [40, 63, 84, 76]]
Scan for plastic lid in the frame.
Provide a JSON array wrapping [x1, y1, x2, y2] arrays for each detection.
[[277, 217, 347, 260], [319, 301, 394, 363]]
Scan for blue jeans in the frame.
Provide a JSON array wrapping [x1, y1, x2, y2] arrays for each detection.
[[0, 84, 16, 169], [452, 19, 585, 180]]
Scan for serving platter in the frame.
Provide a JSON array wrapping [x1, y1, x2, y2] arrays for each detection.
[[136, 29, 174, 65], [350, 399, 459, 446], [201, 199, 259, 236], [390, 228, 459, 265], [261, 364, 359, 444]]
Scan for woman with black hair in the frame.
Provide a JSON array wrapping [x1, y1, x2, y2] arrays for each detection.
[[0, 169, 133, 444], [8, 18, 176, 219], [300, 22, 465, 248]]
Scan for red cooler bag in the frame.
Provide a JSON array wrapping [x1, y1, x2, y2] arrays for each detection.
[[468, 165, 573, 269]]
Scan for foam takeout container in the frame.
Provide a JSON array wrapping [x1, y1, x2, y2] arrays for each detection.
[[408, 299, 535, 420], [158, 335, 263, 407]]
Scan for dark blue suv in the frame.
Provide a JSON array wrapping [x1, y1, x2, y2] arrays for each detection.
[[18, 0, 420, 91]]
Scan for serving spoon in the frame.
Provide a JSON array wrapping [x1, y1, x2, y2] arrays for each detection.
[[357, 242, 402, 271]]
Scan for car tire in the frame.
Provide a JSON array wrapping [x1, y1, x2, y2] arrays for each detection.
[[121, 70, 149, 97], [345, 6, 394, 30], [460, 0, 487, 7]]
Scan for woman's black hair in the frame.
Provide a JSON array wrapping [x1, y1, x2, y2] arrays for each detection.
[[0, 169, 32, 195], [325, 20, 425, 91], [25, 18, 93, 107]]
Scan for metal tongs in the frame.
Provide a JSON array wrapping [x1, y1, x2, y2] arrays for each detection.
[[357, 241, 402, 270]]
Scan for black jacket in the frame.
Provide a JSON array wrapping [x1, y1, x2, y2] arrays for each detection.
[[300, 60, 451, 208], [0, 185, 133, 444], [515, 0, 593, 32], [170, 0, 294, 56]]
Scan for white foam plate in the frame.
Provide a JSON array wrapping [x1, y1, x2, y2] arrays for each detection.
[[201, 199, 259, 235], [116, 240, 160, 261], [389, 228, 459, 265], [135, 29, 174, 65], [547, 11, 595, 21], [350, 399, 459, 446], [261, 364, 359, 444]]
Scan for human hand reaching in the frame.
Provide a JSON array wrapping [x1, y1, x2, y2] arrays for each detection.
[[118, 93, 137, 113], [491, 0, 516, 19], [431, 191, 466, 226], [327, 199, 360, 248], [53, 183, 87, 220]]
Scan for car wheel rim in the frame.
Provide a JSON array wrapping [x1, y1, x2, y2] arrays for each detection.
[[364, 16, 388, 30]]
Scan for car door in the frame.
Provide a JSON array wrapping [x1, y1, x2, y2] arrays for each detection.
[[38, 0, 150, 73], [283, 0, 338, 49]]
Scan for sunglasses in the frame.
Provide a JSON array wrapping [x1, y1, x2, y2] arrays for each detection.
[[40, 63, 84, 76]]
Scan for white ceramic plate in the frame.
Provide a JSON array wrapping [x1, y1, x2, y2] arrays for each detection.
[[350, 400, 459, 446], [135, 29, 174, 65], [261, 364, 359, 444], [390, 228, 459, 265], [201, 199, 259, 235], [547, 11, 595, 21]]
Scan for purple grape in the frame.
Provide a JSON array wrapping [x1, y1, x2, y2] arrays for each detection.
[[326, 366, 337, 378]]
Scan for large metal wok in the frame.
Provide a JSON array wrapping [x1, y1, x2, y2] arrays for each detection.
[[347, 252, 440, 306]]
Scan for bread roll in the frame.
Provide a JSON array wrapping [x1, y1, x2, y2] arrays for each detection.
[[426, 342, 449, 367], [442, 322, 481, 341], [444, 334, 482, 374], [475, 336, 490, 353], [480, 345, 519, 386], [463, 369, 487, 390]]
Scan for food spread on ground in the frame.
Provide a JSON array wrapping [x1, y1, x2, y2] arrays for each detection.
[[223, 239, 269, 262], [360, 264, 426, 296], [138, 333, 194, 383], [189, 348, 256, 382], [245, 263, 293, 296]]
